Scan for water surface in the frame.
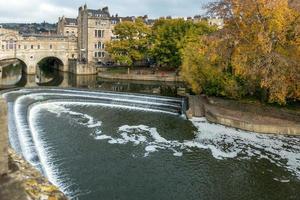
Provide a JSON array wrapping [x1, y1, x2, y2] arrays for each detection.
[[3, 88, 300, 200]]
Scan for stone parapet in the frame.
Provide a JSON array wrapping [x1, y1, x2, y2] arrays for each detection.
[[98, 73, 183, 82]]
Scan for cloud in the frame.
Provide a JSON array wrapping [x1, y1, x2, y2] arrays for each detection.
[[0, 0, 213, 23]]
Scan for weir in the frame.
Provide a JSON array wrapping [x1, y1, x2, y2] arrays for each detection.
[[1, 88, 186, 197], [2, 88, 186, 165], [1, 88, 300, 200]]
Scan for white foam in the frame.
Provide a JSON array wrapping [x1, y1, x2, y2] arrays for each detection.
[[145, 145, 159, 153], [119, 125, 168, 143], [273, 178, 290, 183], [94, 135, 112, 140], [92, 116, 300, 179], [190, 117, 300, 179], [36, 103, 102, 129]]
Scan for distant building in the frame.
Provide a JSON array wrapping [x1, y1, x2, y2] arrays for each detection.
[[58, 5, 156, 65], [57, 17, 78, 37], [207, 18, 224, 29], [192, 15, 224, 29]]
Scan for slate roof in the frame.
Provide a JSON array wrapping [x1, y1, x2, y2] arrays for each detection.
[[65, 18, 77, 25], [87, 7, 110, 17]]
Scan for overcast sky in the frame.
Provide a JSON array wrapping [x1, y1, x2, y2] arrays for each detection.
[[0, 0, 214, 23]]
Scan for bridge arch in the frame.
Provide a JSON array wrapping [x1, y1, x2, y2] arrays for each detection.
[[0, 58, 28, 88], [0, 58, 28, 74], [36, 56, 65, 71], [35, 56, 65, 86]]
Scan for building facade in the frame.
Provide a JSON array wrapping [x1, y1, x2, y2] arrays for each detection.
[[0, 26, 78, 74], [77, 5, 112, 65], [57, 17, 78, 37]]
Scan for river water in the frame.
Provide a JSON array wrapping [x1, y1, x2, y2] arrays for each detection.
[[1, 65, 300, 200]]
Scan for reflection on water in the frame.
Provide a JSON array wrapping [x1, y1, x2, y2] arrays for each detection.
[[0, 63, 22, 86], [0, 63, 186, 97], [96, 79, 185, 97]]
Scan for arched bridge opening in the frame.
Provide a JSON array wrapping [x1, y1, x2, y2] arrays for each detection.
[[0, 58, 28, 88], [36, 57, 64, 86]]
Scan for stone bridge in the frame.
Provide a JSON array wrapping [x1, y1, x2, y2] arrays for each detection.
[[0, 28, 78, 75]]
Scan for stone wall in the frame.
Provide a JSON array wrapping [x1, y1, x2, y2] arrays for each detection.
[[69, 62, 97, 75], [0, 98, 8, 175], [98, 73, 183, 82]]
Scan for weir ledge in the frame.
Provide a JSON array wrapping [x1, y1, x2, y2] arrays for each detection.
[[186, 95, 300, 135], [0, 97, 68, 200]]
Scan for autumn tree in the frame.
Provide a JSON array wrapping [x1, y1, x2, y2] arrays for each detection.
[[182, 0, 300, 105]]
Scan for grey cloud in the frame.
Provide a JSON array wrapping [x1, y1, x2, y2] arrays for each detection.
[[0, 0, 213, 23]]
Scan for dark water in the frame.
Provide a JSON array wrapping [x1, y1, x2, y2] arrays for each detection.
[[0, 64, 185, 97], [3, 88, 300, 200]]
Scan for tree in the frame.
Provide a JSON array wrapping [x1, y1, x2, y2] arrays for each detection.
[[106, 18, 151, 66], [150, 19, 216, 69], [182, 0, 300, 105]]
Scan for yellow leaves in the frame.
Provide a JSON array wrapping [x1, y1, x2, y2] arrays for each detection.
[[194, 0, 300, 104]]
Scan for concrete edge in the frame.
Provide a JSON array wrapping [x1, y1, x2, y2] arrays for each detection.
[[187, 95, 300, 135]]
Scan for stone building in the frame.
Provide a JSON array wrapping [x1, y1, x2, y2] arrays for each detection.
[[77, 5, 112, 65], [57, 17, 78, 37], [192, 16, 224, 29], [207, 18, 224, 29]]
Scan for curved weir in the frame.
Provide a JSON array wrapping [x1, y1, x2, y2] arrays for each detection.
[[2, 88, 186, 196], [2, 88, 300, 199]]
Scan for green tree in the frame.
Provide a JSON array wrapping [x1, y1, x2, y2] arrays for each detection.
[[150, 19, 216, 69], [106, 18, 151, 66]]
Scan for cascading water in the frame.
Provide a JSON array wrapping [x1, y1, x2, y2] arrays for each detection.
[[2, 88, 300, 200]]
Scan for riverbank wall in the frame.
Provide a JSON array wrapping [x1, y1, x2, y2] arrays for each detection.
[[0, 98, 8, 175], [98, 72, 183, 82], [186, 95, 300, 135], [0, 97, 68, 200]]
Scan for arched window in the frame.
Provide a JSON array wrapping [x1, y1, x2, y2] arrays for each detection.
[[6, 39, 16, 50]]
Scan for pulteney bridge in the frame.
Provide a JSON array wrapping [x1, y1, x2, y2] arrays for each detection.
[[0, 28, 79, 75]]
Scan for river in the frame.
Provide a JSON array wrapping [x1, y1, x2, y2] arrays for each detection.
[[1, 64, 300, 200]]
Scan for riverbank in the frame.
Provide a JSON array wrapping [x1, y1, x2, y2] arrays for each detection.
[[0, 148, 68, 200], [0, 98, 68, 200], [98, 67, 183, 82], [187, 95, 300, 135]]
